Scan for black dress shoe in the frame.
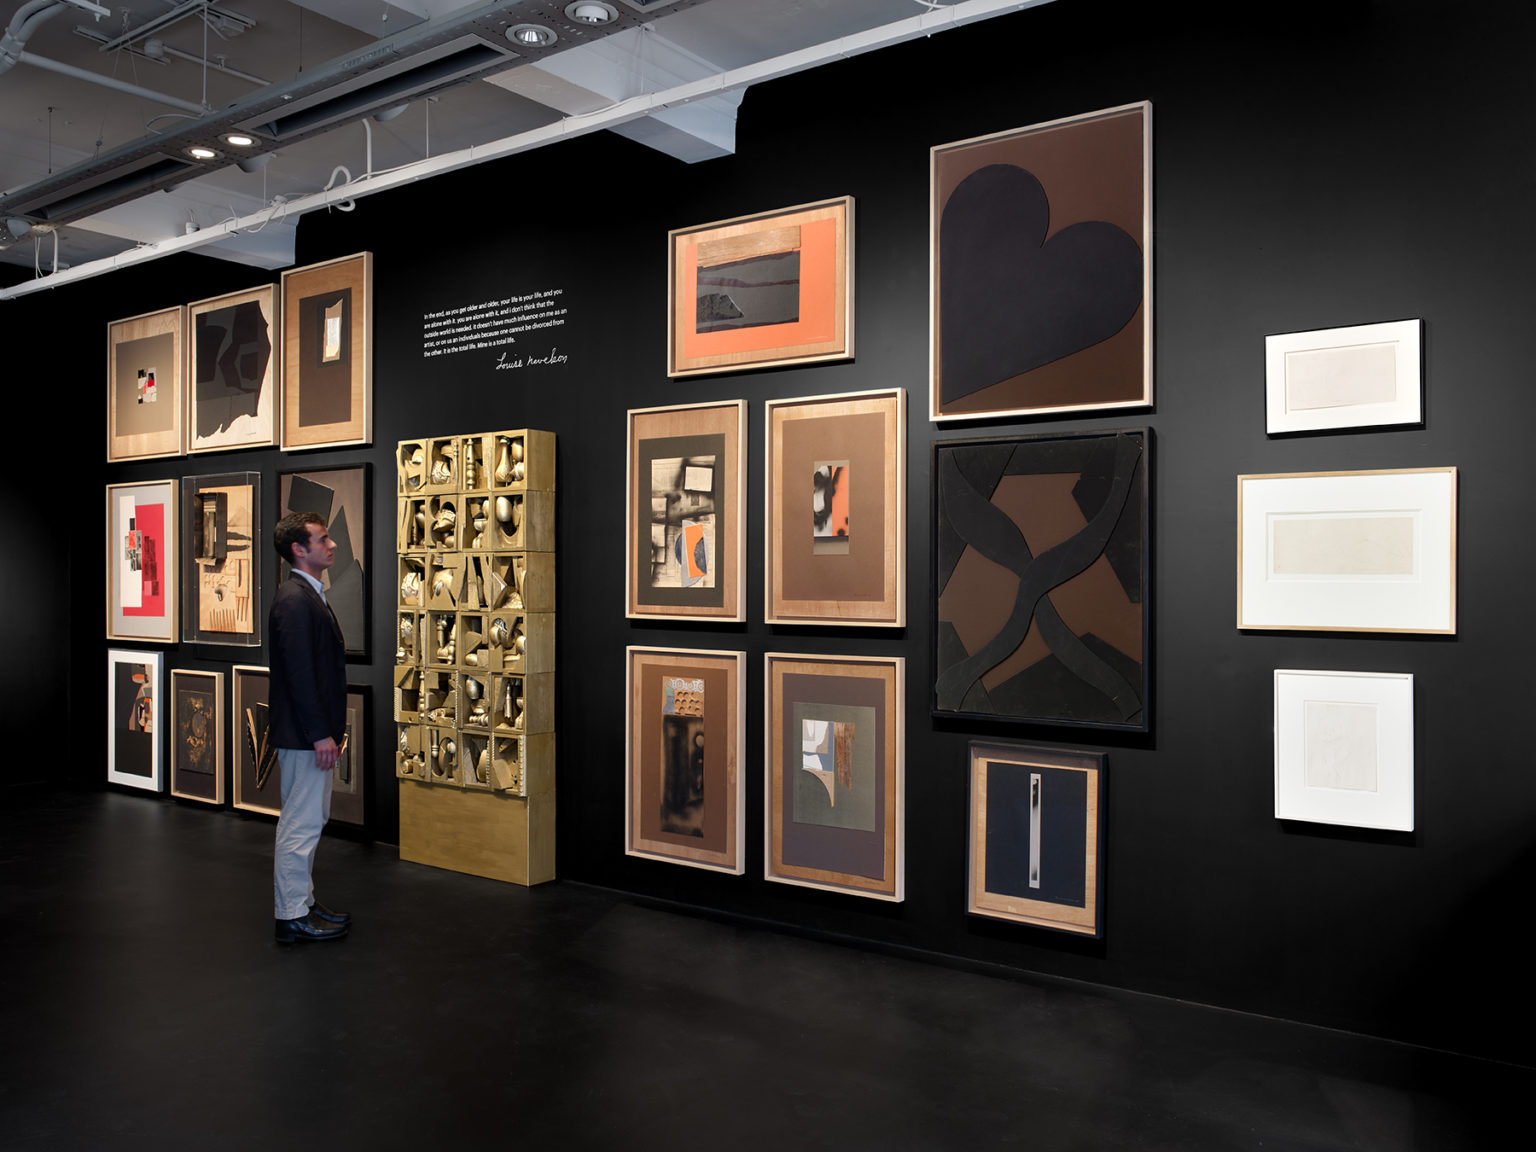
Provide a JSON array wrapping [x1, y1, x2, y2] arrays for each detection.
[[308, 900, 351, 926], [275, 913, 348, 942]]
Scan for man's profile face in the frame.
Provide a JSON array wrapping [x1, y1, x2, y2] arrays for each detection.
[[292, 522, 336, 571]]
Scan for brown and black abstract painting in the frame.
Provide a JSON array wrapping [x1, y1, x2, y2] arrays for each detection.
[[934, 429, 1148, 731]]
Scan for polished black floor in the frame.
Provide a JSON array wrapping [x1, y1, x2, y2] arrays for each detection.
[[2, 785, 1527, 1151]]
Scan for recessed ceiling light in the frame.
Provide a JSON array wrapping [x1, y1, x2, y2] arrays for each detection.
[[565, 2, 617, 24], [222, 133, 255, 147], [187, 146, 218, 160], [507, 23, 556, 47]]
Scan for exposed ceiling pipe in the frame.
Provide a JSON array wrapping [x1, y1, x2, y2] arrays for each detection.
[[0, 1, 68, 78], [11, 50, 208, 114]]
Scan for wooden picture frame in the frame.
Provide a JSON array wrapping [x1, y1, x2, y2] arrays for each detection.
[[108, 648, 163, 792], [764, 653, 904, 902], [232, 665, 280, 816], [170, 668, 224, 804], [625, 646, 745, 874], [106, 479, 178, 643], [626, 400, 746, 621], [1275, 669, 1414, 831], [934, 428, 1149, 731], [765, 388, 905, 627], [668, 196, 853, 377], [281, 252, 372, 450], [330, 684, 368, 827], [931, 102, 1152, 421], [967, 740, 1104, 937], [188, 284, 280, 453], [182, 472, 262, 647], [279, 464, 370, 658], [107, 305, 186, 461], [1238, 468, 1456, 634], [1265, 319, 1422, 435]]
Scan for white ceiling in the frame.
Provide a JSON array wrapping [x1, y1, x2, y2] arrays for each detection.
[[0, 0, 1046, 286]]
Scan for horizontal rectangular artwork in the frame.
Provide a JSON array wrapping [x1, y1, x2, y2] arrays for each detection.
[[765, 653, 903, 902], [1266, 319, 1422, 435], [108, 649, 163, 792], [626, 647, 745, 874], [1274, 669, 1414, 831], [170, 669, 224, 804], [106, 480, 177, 643], [1237, 468, 1456, 633], [967, 741, 1105, 936], [934, 429, 1149, 730]]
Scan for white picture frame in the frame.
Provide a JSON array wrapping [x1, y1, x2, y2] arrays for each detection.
[[1237, 468, 1456, 634], [107, 648, 164, 792], [1265, 319, 1421, 435], [1274, 669, 1414, 831]]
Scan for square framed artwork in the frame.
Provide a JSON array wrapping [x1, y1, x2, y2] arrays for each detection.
[[106, 480, 178, 643], [1266, 319, 1422, 435], [329, 684, 368, 827], [107, 305, 186, 461], [967, 741, 1105, 937], [668, 196, 853, 377], [182, 472, 262, 647], [625, 646, 745, 874], [232, 665, 280, 816], [934, 428, 1149, 731], [765, 388, 905, 627], [170, 669, 224, 804], [188, 284, 280, 452], [1237, 468, 1456, 634], [108, 649, 163, 792], [626, 400, 746, 621], [931, 101, 1151, 421], [281, 252, 372, 450], [1274, 669, 1414, 831], [279, 465, 370, 658], [764, 653, 904, 902]]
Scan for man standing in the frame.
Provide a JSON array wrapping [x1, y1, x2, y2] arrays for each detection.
[[270, 511, 351, 943]]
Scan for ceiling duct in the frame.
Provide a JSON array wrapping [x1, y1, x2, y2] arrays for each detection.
[[10, 154, 199, 221]]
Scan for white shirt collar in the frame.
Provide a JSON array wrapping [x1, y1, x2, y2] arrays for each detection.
[[294, 569, 327, 601]]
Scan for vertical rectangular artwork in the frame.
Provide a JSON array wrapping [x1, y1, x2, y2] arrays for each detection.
[[107, 649, 163, 791], [232, 665, 280, 816], [107, 306, 186, 460], [967, 741, 1104, 936], [279, 465, 370, 657], [170, 668, 224, 804], [181, 472, 262, 646], [765, 389, 905, 626], [329, 685, 368, 827], [626, 647, 745, 873], [931, 102, 1151, 421], [106, 480, 178, 642], [764, 653, 904, 901], [188, 285, 280, 452], [281, 252, 372, 449], [933, 429, 1150, 731], [626, 400, 746, 620]]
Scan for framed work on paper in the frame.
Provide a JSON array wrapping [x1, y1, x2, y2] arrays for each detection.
[[188, 284, 279, 453], [1275, 670, 1414, 831], [106, 480, 177, 643], [931, 102, 1151, 421], [279, 465, 370, 657], [765, 388, 905, 627], [1238, 468, 1456, 634], [967, 741, 1104, 937], [329, 684, 368, 827], [170, 669, 224, 804], [281, 252, 372, 450], [934, 429, 1149, 731], [764, 653, 903, 902], [626, 401, 746, 621], [107, 649, 163, 792], [182, 472, 261, 646], [1266, 319, 1422, 435], [232, 665, 280, 816], [107, 305, 186, 461], [668, 196, 852, 377], [626, 647, 745, 874]]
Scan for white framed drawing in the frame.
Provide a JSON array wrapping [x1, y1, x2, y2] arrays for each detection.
[[1265, 319, 1421, 435], [108, 648, 164, 792], [1237, 468, 1456, 634], [1274, 669, 1414, 831]]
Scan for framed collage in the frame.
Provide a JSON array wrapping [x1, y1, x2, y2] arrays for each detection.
[[182, 472, 262, 647], [188, 284, 280, 453], [106, 480, 177, 643], [170, 669, 224, 804], [232, 665, 280, 816], [107, 649, 163, 792], [107, 306, 186, 461], [281, 252, 372, 450], [279, 464, 370, 658]]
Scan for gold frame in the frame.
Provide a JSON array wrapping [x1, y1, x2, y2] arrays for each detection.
[[281, 252, 372, 449], [107, 305, 186, 461], [187, 283, 280, 453], [170, 669, 225, 805]]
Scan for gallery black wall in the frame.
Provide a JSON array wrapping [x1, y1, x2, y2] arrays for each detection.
[[33, 0, 1535, 1063]]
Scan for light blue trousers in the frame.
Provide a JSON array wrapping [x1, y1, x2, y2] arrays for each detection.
[[273, 748, 333, 920]]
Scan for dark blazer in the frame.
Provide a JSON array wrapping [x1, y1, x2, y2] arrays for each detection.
[[268, 572, 348, 749]]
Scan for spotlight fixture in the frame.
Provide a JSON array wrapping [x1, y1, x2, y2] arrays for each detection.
[[372, 104, 409, 122], [507, 23, 557, 47], [564, 2, 617, 24], [222, 133, 255, 147], [235, 154, 273, 174], [5, 217, 31, 240], [187, 146, 218, 160]]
